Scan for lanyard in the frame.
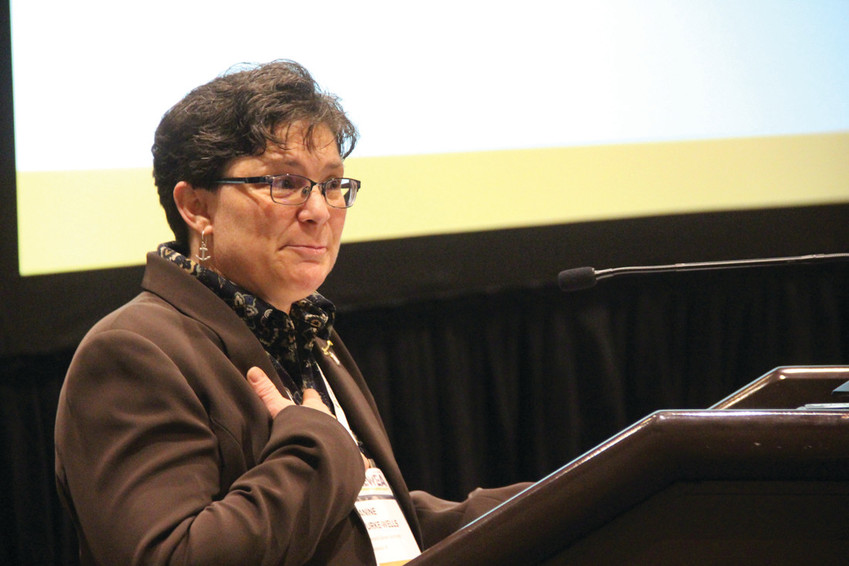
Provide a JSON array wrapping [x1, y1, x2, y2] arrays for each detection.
[[317, 365, 421, 565]]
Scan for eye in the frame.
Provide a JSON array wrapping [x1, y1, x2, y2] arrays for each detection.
[[278, 175, 306, 191], [323, 178, 343, 191]]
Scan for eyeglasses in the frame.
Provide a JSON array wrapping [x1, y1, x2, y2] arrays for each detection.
[[214, 174, 361, 208]]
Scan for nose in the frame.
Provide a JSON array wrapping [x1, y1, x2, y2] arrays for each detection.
[[298, 185, 331, 221]]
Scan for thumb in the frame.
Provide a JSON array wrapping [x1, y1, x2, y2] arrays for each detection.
[[247, 366, 293, 418]]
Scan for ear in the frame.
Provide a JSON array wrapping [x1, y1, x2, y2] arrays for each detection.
[[173, 181, 214, 234]]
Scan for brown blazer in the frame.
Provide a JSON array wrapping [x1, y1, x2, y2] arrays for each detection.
[[55, 253, 523, 565]]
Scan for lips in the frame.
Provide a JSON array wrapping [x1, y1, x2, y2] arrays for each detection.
[[285, 244, 327, 256]]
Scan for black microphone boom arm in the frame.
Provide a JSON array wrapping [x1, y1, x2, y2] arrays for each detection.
[[558, 253, 849, 292]]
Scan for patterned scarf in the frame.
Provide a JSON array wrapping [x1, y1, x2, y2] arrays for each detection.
[[158, 243, 336, 410]]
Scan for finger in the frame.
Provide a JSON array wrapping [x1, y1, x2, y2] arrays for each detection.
[[247, 366, 293, 418], [301, 388, 333, 416]]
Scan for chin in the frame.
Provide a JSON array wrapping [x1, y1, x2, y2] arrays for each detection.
[[286, 272, 331, 299]]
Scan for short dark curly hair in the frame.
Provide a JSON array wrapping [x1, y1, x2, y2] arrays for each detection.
[[152, 60, 358, 247]]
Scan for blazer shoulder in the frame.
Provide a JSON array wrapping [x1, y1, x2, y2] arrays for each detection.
[[75, 291, 225, 365]]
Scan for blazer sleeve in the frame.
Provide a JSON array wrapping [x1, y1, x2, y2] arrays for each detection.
[[411, 484, 533, 549], [55, 326, 366, 566]]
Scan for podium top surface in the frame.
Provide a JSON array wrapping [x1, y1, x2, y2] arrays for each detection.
[[711, 365, 849, 409]]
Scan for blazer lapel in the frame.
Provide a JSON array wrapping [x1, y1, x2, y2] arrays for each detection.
[[142, 252, 287, 397]]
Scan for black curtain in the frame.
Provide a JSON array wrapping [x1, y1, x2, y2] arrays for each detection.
[[335, 262, 849, 500], [2, 261, 848, 565], [0, 352, 76, 566]]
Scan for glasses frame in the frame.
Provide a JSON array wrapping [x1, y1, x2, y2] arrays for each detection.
[[214, 174, 361, 208]]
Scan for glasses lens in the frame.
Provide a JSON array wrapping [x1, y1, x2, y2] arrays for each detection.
[[323, 178, 358, 208], [269, 175, 359, 207], [270, 175, 311, 204]]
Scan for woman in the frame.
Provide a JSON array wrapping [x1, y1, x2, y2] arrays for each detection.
[[55, 60, 524, 566]]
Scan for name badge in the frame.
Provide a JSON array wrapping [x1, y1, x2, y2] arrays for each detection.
[[355, 468, 421, 566]]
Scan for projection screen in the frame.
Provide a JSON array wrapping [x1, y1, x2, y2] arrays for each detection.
[[11, 0, 849, 277]]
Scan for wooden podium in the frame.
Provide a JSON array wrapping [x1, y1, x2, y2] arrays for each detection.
[[410, 367, 849, 565]]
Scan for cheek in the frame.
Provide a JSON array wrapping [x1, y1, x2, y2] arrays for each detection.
[[235, 201, 287, 242], [330, 211, 347, 241]]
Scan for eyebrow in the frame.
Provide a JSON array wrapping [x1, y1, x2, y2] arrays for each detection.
[[279, 158, 345, 175]]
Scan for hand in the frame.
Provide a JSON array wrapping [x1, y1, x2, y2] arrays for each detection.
[[246, 366, 331, 418], [246, 366, 369, 472]]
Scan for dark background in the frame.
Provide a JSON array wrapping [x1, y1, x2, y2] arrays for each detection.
[[2, 2, 848, 564]]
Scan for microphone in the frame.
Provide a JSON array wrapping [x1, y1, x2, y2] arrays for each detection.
[[558, 252, 849, 292]]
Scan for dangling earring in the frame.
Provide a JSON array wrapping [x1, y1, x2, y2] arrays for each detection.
[[196, 226, 212, 264]]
